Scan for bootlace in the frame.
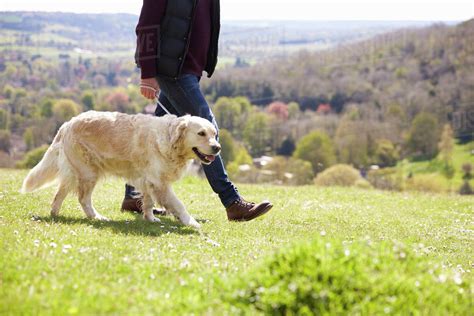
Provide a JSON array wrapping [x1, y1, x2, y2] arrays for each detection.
[[235, 199, 255, 208]]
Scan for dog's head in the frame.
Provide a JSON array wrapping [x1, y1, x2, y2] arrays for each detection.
[[170, 115, 221, 165]]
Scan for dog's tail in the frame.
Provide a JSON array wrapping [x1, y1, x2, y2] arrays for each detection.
[[20, 129, 63, 193]]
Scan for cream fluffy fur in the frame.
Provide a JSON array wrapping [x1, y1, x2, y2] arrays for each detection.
[[21, 111, 221, 228]]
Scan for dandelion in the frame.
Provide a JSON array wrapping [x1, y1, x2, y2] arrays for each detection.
[[438, 274, 447, 283], [453, 273, 462, 285], [180, 259, 190, 269], [344, 249, 350, 256], [320, 230, 326, 236]]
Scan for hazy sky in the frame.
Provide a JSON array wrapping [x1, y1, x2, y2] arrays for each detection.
[[2, 0, 473, 21]]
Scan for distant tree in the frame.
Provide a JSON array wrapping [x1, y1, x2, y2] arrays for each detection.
[[81, 92, 95, 110], [2, 84, 15, 99], [23, 128, 34, 151], [266, 102, 289, 121], [0, 109, 9, 130], [39, 99, 54, 118], [438, 124, 455, 180], [0, 130, 11, 153], [213, 97, 242, 133], [219, 129, 237, 166], [406, 112, 440, 160], [243, 112, 271, 157], [277, 137, 296, 157], [459, 163, 473, 195], [287, 102, 301, 119], [293, 131, 336, 173], [374, 139, 399, 167], [105, 91, 135, 113], [330, 92, 347, 114], [335, 116, 369, 167], [53, 99, 81, 123]]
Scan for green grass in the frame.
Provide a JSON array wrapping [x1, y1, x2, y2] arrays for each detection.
[[0, 169, 472, 314], [401, 142, 474, 190]]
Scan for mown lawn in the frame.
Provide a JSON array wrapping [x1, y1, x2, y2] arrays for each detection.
[[0, 169, 472, 315]]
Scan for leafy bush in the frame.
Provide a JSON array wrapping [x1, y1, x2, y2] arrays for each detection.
[[260, 156, 314, 185], [367, 167, 404, 191], [314, 164, 369, 188], [16, 145, 48, 169], [406, 174, 447, 193], [286, 158, 314, 185], [226, 239, 470, 315]]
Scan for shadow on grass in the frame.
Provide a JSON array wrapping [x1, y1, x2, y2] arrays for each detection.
[[34, 214, 198, 237]]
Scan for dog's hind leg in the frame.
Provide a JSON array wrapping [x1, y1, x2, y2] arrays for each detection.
[[141, 193, 161, 223], [51, 182, 70, 217], [77, 179, 109, 221]]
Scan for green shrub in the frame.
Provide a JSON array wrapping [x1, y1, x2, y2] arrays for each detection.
[[406, 174, 447, 193], [226, 239, 470, 315], [367, 167, 404, 191], [314, 164, 368, 187], [287, 158, 314, 185], [259, 156, 314, 185], [16, 145, 48, 169]]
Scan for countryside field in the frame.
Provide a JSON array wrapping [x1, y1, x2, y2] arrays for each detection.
[[0, 169, 472, 314]]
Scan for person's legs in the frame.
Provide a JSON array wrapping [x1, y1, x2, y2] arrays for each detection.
[[156, 74, 240, 208], [125, 73, 272, 221]]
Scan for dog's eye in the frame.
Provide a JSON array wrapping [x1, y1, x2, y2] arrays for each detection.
[[198, 131, 206, 137]]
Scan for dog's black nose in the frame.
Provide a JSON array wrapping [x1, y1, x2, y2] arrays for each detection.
[[212, 145, 221, 154]]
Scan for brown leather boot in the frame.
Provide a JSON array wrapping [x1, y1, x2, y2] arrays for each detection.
[[226, 198, 273, 222], [121, 196, 168, 216]]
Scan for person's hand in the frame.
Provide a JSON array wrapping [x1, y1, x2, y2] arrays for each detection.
[[140, 77, 160, 100]]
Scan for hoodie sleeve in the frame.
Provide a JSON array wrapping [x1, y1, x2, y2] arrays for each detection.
[[135, 0, 167, 79]]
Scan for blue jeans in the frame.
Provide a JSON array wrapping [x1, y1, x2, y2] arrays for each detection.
[[125, 74, 240, 208]]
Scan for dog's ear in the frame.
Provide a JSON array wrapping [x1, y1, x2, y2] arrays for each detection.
[[169, 116, 190, 149]]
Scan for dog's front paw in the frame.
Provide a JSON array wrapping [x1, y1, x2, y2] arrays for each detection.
[[94, 214, 110, 221], [144, 214, 161, 223], [183, 216, 201, 229]]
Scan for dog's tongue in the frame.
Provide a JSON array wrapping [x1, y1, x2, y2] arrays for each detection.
[[205, 155, 216, 162]]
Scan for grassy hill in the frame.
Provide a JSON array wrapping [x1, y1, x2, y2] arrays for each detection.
[[1, 169, 472, 314], [401, 142, 474, 191]]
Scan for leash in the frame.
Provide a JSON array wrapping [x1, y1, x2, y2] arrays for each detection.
[[140, 84, 171, 115]]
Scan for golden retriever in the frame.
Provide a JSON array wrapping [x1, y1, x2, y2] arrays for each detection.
[[21, 111, 222, 228]]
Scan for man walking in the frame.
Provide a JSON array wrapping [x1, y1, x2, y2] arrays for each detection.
[[123, 0, 273, 221]]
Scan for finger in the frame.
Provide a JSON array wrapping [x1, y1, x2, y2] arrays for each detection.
[[147, 91, 155, 100]]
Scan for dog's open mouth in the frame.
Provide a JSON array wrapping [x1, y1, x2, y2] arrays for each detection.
[[193, 148, 216, 164]]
